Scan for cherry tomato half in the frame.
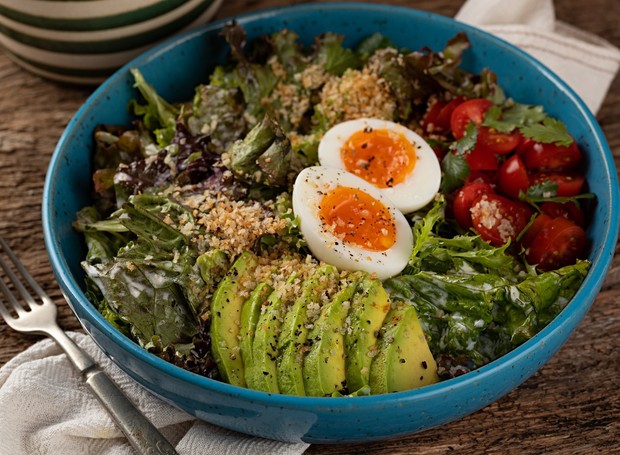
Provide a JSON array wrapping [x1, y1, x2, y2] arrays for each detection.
[[450, 98, 493, 139], [421, 99, 447, 134], [521, 139, 582, 171], [497, 154, 529, 199], [432, 96, 466, 134], [453, 180, 495, 229], [464, 146, 500, 172], [470, 193, 533, 246], [520, 213, 553, 250], [477, 127, 521, 154], [529, 172, 585, 197], [516, 136, 535, 156], [463, 170, 496, 186], [525, 217, 586, 271], [540, 201, 585, 227]]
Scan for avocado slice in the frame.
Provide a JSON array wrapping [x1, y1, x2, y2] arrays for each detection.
[[247, 273, 299, 393], [210, 250, 259, 387], [369, 302, 439, 394], [303, 276, 361, 397], [344, 277, 391, 393], [239, 282, 273, 385], [277, 264, 339, 396]]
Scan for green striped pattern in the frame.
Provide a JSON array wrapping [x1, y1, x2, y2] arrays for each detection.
[[0, 0, 222, 84]]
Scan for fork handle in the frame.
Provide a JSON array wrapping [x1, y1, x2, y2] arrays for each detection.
[[49, 327, 179, 455]]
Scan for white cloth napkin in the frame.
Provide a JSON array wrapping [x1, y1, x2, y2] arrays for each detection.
[[0, 332, 309, 455], [1, 2, 619, 454], [455, 0, 620, 114]]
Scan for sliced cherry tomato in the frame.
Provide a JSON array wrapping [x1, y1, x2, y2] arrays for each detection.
[[450, 98, 493, 139], [464, 146, 500, 172], [432, 96, 466, 134], [521, 139, 582, 171], [421, 98, 447, 134], [526, 217, 586, 271], [470, 193, 533, 246], [529, 172, 585, 197], [452, 180, 495, 229], [497, 154, 529, 199], [516, 136, 535, 156], [477, 127, 521, 154], [431, 143, 448, 161], [540, 201, 585, 227], [464, 170, 496, 186], [519, 213, 553, 250]]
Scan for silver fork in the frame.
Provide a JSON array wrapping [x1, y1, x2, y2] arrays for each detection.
[[0, 237, 179, 455]]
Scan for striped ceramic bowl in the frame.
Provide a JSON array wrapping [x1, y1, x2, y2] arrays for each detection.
[[0, 0, 222, 84]]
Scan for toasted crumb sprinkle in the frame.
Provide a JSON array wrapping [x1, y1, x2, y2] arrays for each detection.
[[162, 187, 290, 257], [317, 68, 396, 126]]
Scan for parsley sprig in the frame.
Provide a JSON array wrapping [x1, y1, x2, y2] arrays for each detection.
[[440, 122, 478, 193], [482, 102, 573, 147], [519, 181, 594, 205]]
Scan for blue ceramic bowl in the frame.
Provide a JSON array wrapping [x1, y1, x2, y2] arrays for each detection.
[[42, 2, 619, 443]]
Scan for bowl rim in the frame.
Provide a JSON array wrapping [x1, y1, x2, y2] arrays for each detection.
[[43, 1, 619, 411]]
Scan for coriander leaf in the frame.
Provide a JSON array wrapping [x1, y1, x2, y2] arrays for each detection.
[[520, 117, 573, 146], [520, 190, 595, 205], [503, 103, 546, 126], [440, 152, 470, 193], [451, 122, 478, 155], [523, 181, 558, 199], [482, 103, 546, 133]]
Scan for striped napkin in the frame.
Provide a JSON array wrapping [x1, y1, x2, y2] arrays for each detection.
[[456, 0, 620, 114]]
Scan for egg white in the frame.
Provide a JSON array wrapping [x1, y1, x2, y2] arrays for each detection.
[[318, 118, 441, 214], [292, 166, 413, 280]]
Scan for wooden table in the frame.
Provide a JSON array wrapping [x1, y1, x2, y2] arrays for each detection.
[[1, 1, 618, 453]]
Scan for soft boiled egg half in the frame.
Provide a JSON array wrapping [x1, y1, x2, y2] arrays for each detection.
[[318, 118, 441, 214], [292, 166, 413, 280]]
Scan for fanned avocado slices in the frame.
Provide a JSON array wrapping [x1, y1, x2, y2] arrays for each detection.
[[303, 275, 362, 397], [247, 273, 300, 393], [369, 302, 439, 394], [277, 264, 339, 396], [209, 251, 258, 387], [344, 277, 391, 393], [240, 282, 274, 386]]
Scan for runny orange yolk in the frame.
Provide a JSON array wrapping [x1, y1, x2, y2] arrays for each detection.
[[318, 186, 396, 252], [341, 127, 416, 189]]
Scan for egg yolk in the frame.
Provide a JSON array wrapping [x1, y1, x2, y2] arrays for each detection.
[[319, 186, 396, 251], [341, 127, 417, 188]]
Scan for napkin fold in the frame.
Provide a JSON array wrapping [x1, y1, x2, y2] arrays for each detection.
[[455, 0, 620, 114], [0, 332, 309, 455]]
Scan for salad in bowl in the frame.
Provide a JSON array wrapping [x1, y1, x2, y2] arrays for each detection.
[[74, 23, 591, 397]]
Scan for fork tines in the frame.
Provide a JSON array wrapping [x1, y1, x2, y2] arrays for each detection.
[[0, 237, 51, 318]]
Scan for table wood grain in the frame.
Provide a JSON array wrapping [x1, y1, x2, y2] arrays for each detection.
[[1, 1, 618, 453]]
